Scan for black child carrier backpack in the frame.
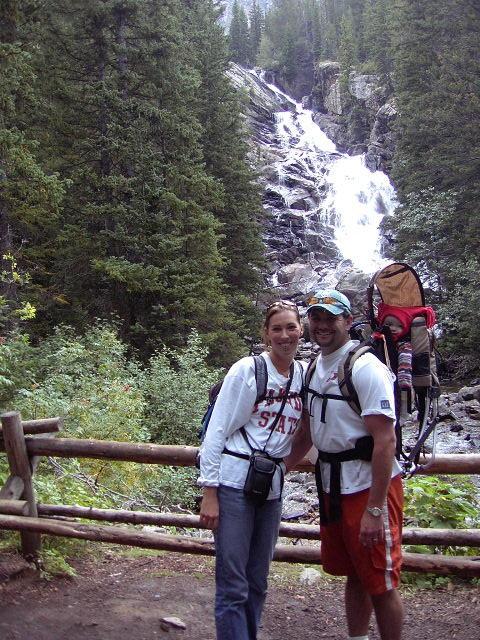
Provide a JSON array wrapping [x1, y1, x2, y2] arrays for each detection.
[[305, 262, 441, 480], [196, 355, 268, 469]]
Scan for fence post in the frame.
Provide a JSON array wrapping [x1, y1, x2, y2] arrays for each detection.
[[1, 411, 41, 561]]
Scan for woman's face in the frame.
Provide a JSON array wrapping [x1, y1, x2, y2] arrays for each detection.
[[264, 309, 303, 361]]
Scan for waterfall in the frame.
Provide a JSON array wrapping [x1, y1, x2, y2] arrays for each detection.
[[251, 69, 397, 287], [322, 155, 397, 273]]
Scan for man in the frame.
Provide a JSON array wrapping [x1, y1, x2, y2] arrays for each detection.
[[285, 289, 404, 640]]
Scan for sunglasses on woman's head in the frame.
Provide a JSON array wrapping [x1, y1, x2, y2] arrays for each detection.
[[266, 300, 298, 311]]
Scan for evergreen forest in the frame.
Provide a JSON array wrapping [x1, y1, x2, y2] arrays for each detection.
[[1, 0, 480, 532]]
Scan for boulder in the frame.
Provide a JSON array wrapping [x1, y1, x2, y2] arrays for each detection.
[[464, 399, 480, 420], [458, 385, 480, 402], [276, 262, 319, 292], [349, 73, 379, 101]]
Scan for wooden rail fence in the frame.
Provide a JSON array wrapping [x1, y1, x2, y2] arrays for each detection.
[[1, 411, 480, 577]]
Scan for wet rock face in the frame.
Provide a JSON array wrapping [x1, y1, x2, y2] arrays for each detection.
[[226, 63, 294, 138], [311, 61, 341, 114], [310, 65, 396, 174]]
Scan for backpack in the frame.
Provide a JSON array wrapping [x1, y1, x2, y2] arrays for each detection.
[[305, 262, 440, 475], [198, 355, 269, 446]]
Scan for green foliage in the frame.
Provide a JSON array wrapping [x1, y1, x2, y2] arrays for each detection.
[[140, 330, 222, 445], [11, 324, 146, 439], [0, 324, 221, 518], [382, 187, 460, 287], [0, 9, 65, 336], [338, 10, 356, 101], [383, 186, 480, 364], [143, 467, 199, 511], [0, 332, 36, 405], [258, 0, 395, 92], [249, 0, 265, 64], [262, 0, 317, 86], [0, 0, 266, 366], [404, 475, 480, 531], [39, 544, 79, 580], [388, 1, 480, 368], [402, 474, 480, 587], [229, 0, 251, 65], [185, 0, 265, 355]]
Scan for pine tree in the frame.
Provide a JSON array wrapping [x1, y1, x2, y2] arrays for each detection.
[[370, 0, 393, 75], [388, 0, 480, 360], [391, 0, 440, 195], [184, 0, 265, 359], [338, 9, 356, 97], [304, 0, 323, 61], [0, 0, 63, 332], [249, 0, 264, 65], [262, 0, 316, 87], [229, 0, 251, 65]]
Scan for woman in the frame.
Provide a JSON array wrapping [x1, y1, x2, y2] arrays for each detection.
[[198, 300, 304, 640]]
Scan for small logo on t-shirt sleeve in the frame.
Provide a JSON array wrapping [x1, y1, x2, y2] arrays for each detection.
[[380, 399, 391, 410]]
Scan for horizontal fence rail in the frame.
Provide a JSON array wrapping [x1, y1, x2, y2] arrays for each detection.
[[1, 436, 479, 474], [1, 411, 480, 578], [0, 514, 479, 577], [2, 503, 476, 548]]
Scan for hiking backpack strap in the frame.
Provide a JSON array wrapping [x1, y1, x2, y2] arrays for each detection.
[[224, 361, 295, 499], [252, 354, 268, 405], [239, 360, 295, 454], [304, 356, 343, 422], [315, 435, 374, 524], [337, 344, 376, 416]]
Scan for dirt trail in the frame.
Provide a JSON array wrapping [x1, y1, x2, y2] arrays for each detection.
[[0, 550, 479, 640]]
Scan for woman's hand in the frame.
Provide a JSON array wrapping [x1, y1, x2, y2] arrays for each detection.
[[199, 486, 220, 531]]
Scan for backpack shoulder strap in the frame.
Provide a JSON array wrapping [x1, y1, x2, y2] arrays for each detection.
[[252, 354, 268, 404], [304, 355, 318, 390], [337, 344, 376, 416]]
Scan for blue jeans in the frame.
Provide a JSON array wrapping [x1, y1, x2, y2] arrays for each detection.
[[214, 485, 282, 640]]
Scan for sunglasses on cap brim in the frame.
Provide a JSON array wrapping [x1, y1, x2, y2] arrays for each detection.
[[307, 296, 350, 311]]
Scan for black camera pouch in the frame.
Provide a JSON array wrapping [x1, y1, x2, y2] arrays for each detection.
[[243, 450, 277, 506]]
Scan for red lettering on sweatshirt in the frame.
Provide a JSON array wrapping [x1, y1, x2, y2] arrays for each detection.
[[258, 411, 270, 428], [275, 414, 286, 434], [287, 416, 300, 435]]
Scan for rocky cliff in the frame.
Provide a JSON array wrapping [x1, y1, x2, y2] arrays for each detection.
[[309, 62, 396, 174], [267, 62, 396, 175]]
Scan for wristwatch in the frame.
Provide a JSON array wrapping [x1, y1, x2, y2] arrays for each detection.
[[366, 506, 383, 517]]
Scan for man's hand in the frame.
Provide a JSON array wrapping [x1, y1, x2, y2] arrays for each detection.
[[359, 509, 385, 548], [360, 414, 396, 547], [199, 486, 219, 530]]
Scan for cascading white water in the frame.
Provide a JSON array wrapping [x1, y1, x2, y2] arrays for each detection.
[[322, 155, 397, 273], [258, 71, 397, 276]]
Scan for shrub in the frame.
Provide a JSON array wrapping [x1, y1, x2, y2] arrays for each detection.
[[140, 330, 222, 445]]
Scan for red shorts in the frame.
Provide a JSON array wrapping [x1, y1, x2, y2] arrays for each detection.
[[320, 474, 403, 595]]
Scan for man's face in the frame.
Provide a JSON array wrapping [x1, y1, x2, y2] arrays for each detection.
[[308, 309, 353, 355]]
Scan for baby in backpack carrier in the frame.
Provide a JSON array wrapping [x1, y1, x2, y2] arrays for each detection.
[[376, 302, 436, 417]]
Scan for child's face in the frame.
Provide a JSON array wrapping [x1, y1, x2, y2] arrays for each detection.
[[383, 315, 404, 336]]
